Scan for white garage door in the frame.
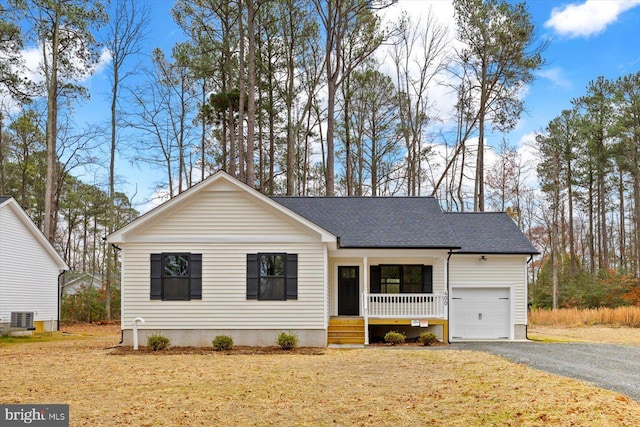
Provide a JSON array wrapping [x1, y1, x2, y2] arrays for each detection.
[[450, 288, 511, 340]]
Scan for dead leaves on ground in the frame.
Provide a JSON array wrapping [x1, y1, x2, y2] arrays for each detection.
[[2, 324, 640, 426]]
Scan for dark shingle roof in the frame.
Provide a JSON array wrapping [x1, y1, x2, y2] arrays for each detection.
[[272, 196, 538, 254], [445, 212, 538, 254], [272, 196, 460, 249], [0, 196, 10, 204]]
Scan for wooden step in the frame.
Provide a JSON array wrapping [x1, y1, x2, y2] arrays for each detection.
[[328, 317, 365, 345]]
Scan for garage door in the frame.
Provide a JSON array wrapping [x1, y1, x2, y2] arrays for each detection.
[[450, 288, 510, 340]]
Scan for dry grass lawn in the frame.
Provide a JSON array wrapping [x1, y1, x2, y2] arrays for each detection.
[[2, 324, 640, 426], [529, 325, 640, 345]]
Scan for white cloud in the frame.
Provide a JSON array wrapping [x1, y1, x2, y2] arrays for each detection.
[[22, 46, 45, 84], [545, 0, 640, 38], [91, 48, 113, 77], [536, 67, 572, 89], [20, 43, 112, 86]]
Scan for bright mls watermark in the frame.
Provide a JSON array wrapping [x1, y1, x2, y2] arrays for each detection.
[[1, 405, 68, 426]]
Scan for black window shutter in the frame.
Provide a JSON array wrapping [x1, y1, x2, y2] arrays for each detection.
[[422, 265, 433, 293], [150, 254, 162, 300], [370, 266, 381, 293], [246, 254, 259, 299], [190, 253, 202, 299], [286, 253, 298, 300]]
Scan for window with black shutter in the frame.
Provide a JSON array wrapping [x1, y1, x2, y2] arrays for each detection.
[[150, 253, 202, 301], [369, 264, 433, 294], [247, 253, 298, 300]]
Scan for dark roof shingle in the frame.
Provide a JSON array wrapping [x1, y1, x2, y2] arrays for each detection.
[[445, 212, 538, 254], [272, 196, 460, 249], [272, 196, 537, 254]]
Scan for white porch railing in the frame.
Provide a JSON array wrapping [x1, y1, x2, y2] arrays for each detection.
[[365, 293, 446, 319]]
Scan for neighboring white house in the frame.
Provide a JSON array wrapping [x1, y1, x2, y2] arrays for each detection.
[[108, 171, 538, 347], [0, 197, 69, 334], [61, 272, 104, 297]]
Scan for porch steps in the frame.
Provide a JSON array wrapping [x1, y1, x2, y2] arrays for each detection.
[[328, 317, 365, 345]]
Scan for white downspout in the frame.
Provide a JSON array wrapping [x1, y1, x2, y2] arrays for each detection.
[[133, 317, 145, 350]]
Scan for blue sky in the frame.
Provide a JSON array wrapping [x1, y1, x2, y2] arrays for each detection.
[[56, 0, 640, 210]]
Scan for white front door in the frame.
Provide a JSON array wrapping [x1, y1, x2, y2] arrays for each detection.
[[450, 287, 511, 339]]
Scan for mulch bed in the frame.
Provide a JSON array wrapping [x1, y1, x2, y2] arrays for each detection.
[[109, 345, 326, 355]]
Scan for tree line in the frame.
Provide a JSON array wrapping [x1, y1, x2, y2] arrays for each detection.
[[534, 72, 640, 309], [1, 0, 638, 319]]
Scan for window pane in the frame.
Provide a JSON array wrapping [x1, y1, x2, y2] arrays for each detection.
[[259, 277, 285, 300], [341, 267, 357, 279], [164, 255, 189, 277], [403, 266, 422, 293], [383, 283, 400, 293], [163, 277, 190, 300], [260, 254, 285, 277], [403, 283, 422, 293], [380, 266, 400, 294]]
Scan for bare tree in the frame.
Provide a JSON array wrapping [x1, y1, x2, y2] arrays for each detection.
[[389, 9, 448, 196], [103, 0, 149, 320], [10, 0, 107, 242], [312, 0, 388, 195]]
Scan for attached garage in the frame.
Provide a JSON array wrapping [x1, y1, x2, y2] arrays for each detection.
[[449, 287, 511, 340]]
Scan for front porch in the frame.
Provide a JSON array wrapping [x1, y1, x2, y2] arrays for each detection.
[[328, 292, 448, 345]]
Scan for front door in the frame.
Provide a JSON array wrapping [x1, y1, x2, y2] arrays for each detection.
[[338, 266, 359, 316]]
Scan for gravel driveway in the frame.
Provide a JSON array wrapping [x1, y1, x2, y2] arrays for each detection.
[[453, 342, 640, 401]]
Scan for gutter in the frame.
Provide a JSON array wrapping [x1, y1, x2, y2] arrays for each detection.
[[526, 254, 534, 340], [57, 270, 66, 332], [110, 243, 124, 345]]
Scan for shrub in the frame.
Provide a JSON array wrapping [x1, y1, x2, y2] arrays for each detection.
[[418, 332, 438, 346], [212, 335, 234, 351], [147, 334, 170, 351], [384, 331, 406, 345], [276, 332, 298, 350]]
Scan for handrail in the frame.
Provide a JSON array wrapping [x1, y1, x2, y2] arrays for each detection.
[[365, 293, 446, 318]]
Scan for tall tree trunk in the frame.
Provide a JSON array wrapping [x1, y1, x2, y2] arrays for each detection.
[[567, 159, 576, 275], [343, 76, 353, 195], [245, 0, 256, 187], [588, 170, 595, 274], [285, 2, 295, 196], [619, 169, 627, 270], [237, 0, 246, 182], [44, 1, 61, 244], [325, 68, 336, 196], [474, 61, 488, 212]]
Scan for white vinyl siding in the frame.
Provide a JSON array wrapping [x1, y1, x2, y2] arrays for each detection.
[[127, 189, 319, 243], [449, 254, 529, 326], [0, 205, 61, 324], [119, 185, 327, 330], [121, 243, 325, 329]]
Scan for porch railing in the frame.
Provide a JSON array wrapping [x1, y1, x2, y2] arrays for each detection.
[[365, 293, 446, 319]]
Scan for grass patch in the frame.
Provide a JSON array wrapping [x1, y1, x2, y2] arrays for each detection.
[[530, 306, 640, 327], [528, 325, 640, 345], [1, 325, 640, 426], [526, 333, 580, 343], [0, 332, 83, 347]]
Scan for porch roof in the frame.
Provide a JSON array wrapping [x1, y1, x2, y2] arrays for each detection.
[[271, 196, 460, 249]]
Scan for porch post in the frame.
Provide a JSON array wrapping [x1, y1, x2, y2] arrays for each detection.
[[363, 256, 369, 345]]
